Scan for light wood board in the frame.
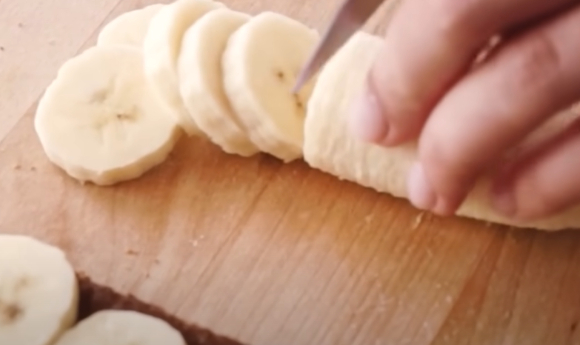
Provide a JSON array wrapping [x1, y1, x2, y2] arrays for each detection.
[[1, 0, 580, 344]]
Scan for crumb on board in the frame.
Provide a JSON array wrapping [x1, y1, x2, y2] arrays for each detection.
[[189, 234, 206, 247], [412, 212, 426, 229]]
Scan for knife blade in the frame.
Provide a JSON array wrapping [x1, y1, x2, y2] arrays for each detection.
[[292, 0, 385, 93]]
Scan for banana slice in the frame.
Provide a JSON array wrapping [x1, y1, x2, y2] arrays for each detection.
[[97, 4, 164, 47], [178, 8, 259, 157], [0, 234, 78, 345], [221, 11, 320, 162], [53, 310, 186, 345], [143, 0, 225, 136], [34, 45, 182, 186]]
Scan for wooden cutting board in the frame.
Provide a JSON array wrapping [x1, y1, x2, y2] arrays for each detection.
[[1, 0, 580, 344]]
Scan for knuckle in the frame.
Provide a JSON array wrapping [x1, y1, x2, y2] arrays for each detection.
[[369, 55, 424, 117], [420, 132, 478, 191], [425, 0, 477, 42], [505, 33, 561, 91], [519, 176, 560, 216]]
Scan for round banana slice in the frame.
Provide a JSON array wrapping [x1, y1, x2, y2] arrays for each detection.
[[34, 45, 182, 186], [0, 234, 78, 345], [143, 0, 225, 136], [178, 8, 259, 157], [97, 4, 164, 47], [222, 11, 320, 162], [53, 310, 186, 345]]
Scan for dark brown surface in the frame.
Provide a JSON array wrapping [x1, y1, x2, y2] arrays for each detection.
[[77, 272, 247, 345]]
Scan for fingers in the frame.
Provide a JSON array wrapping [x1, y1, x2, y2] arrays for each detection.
[[491, 115, 580, 220], [348, 0, 575, 145], [409, 4, 580, 215]]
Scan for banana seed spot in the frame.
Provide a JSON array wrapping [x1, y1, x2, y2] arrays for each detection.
[[276, 71, 285, 81], [116, 113, 131, 120], [90, 89, 109, 104], [0, 301, 23, 324], [14, 276, 29, 293], [293, 94, 303, 111]]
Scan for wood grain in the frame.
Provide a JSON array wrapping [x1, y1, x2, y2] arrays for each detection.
[[1, 1, 580, 344]]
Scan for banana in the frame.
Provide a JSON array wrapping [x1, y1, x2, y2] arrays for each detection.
[[178, 8, 259, 157], [221, 11, 320, 162], [53, 310, 186, 345], [0, 234, 78, 345], [97, 4, 164, 47], [143, 0, 225, 136], [34, 45, 182, 186], [303, 31, 580, 231]]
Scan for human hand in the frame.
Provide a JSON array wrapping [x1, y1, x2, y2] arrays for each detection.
[[348, 0, 580, 221]]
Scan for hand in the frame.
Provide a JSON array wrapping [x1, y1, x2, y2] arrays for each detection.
[[348, 0, 580, 221]]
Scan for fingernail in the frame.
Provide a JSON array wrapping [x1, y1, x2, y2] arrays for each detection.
[[491, 183, 516, 217], [348, 86, 388, 142], [407, 162, 437, 211]]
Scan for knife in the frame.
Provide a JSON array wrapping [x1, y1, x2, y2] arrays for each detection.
[[292, 0, 386, 93]]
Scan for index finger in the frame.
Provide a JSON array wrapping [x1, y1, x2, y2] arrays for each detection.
[[349, 0, 576, 145]]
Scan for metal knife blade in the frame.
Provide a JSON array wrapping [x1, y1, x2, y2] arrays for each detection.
[[292, 0, 385, 93]]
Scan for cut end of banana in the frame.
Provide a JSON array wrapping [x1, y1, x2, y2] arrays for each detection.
[[222, 11, 320, 162], [0, 234, 78, 345], [304, 31, 387, 185], [34, 45, 182, 186], [143, 0, 226, 137], [53, 310, 187, 345], [97, 4, 164, 48], [178, 8, 260, 157]]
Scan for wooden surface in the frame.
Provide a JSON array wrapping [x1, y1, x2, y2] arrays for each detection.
[[2, 1, 580, 344]]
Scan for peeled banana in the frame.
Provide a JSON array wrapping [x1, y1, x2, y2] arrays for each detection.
[[303, 31, 580, 231]]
